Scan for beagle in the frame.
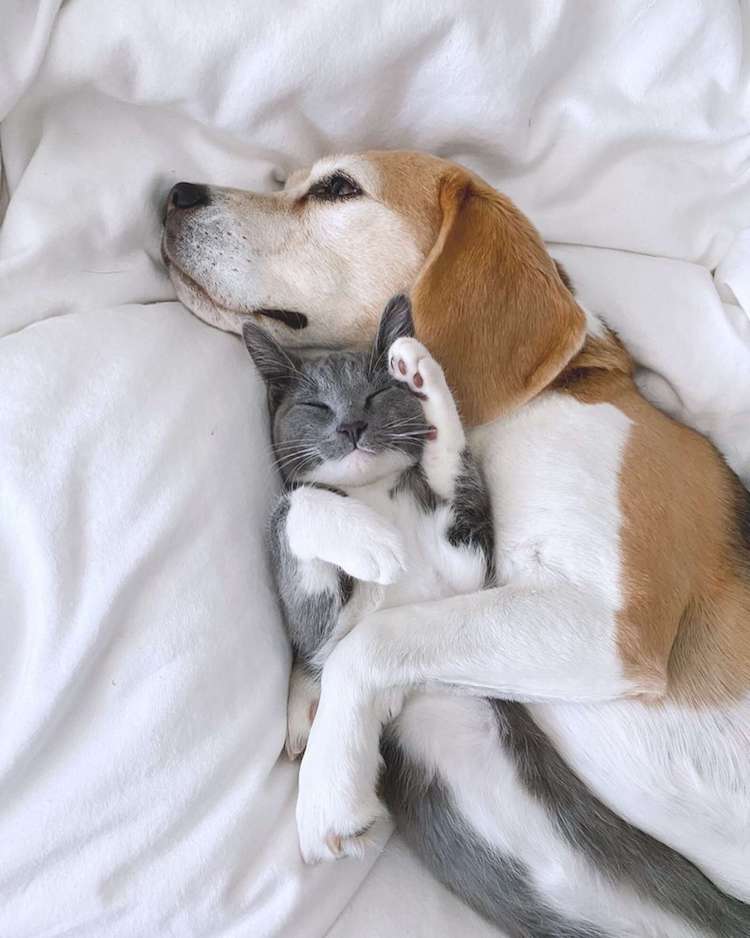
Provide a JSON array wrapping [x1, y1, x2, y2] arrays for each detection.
[[162, 152, 750, 937]]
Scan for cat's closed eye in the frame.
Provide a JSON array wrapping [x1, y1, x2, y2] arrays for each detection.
[[365, 387, 392, 407], [299, 401, 332, 413], [365, 384, 413, 409]]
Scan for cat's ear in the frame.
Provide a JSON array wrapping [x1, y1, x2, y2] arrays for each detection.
[[242, 320, 300, 409], [372, 293, 414, 368]]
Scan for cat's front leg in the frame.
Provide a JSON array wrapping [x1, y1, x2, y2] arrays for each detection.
[[286, 485, 406, 585], [388, 338, 466, 500]]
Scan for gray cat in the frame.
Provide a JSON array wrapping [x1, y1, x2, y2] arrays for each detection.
[[243, 295, 750, 938], [243, 293, 493, 762]]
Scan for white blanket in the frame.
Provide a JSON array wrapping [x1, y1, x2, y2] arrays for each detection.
[[1, 3, 748, 937]]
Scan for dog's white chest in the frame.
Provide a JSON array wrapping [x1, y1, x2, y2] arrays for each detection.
[[470, 392, 631, 598]]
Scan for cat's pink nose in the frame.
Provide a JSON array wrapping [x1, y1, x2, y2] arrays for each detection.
[[337, 420, 367, 446]]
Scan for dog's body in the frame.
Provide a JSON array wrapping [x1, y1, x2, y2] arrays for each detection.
[[162, 153, 750, 931]]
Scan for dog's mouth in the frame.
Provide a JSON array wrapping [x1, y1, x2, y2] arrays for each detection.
[[161, 237, 308, 331], [251, 308, 308, 330]]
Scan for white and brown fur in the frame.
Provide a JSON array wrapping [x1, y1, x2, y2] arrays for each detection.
[[162, 153, 750, 936]]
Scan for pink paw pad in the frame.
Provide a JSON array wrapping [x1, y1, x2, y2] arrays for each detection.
[[391, 355, 428, 398]]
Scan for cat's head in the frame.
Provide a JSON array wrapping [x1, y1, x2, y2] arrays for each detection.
[[243, 294, 430, 487]]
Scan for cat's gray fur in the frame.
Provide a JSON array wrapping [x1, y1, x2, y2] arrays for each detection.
[[244, 294, 750, 938], [250, 294, 492, 676]]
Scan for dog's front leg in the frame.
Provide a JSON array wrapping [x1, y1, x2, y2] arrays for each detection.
[[296, 582, 658, 863]]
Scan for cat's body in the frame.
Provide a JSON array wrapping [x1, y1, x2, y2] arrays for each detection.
[[243, 296, 750, 938], [274, 453, 493, 759], [261, 297, 494, 761]]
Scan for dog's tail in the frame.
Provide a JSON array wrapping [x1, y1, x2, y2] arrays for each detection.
[[380, 700, 750, 938]]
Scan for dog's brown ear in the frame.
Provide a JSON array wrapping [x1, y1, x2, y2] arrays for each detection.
[[410, 169, 585, 426]]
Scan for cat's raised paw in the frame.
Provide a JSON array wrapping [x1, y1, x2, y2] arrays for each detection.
[[388, 337, 447, 401]]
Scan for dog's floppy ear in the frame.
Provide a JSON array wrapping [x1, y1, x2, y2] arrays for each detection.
[[410, 170, 585, 425], [242, 320, 301, 411], [371, 293, 414, 370]]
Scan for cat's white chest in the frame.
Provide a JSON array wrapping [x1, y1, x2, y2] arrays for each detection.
[[348, 483, 486, 611]]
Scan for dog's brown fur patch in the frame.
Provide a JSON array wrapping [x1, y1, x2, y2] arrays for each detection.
[[554, 332, 750, 703], [395, 166, 585, 426], [553, 261, 575, 294], [551, 329, 633, 403], [367, 150, 446, 257]]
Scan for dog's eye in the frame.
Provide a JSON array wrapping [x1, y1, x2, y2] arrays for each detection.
[[308, 172, 362, 202]]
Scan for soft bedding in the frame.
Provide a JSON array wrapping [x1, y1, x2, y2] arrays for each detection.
[[1, 2, 749, 936]]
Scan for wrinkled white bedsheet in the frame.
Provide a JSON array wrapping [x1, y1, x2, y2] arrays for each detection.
[[1, 2, 748, 936]]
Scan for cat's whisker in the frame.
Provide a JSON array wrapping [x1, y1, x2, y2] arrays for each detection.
[[276, 450, 318, 469], [282, 446, 321, 468], [274, 442, 316, 455], [287, 453, 321, 482], [274, 447, 321, 473], [273, 440, 322, 456], [273, 441, 315, 455], [273, 436, 317, 448], [380, 421, 427, 433], [386, 429, 432, 439]]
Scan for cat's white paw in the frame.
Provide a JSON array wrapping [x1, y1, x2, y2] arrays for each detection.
[[285, 666, 319, 760], [388, 336, 448, 406], [336, 521, 405, 585], [286, 488, 406, 585]]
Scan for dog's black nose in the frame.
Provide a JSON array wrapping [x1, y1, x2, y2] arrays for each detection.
[[169, 182, 210, 210], [337, 420, 367, 446]]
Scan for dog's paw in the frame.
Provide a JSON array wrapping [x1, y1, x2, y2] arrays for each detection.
[[296, 768, 388, 863], [296, 681, 391, 863]]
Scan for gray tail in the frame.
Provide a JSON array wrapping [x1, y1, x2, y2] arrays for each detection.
[[380, 729, 610, 938], [380, 701, 750, 938]]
